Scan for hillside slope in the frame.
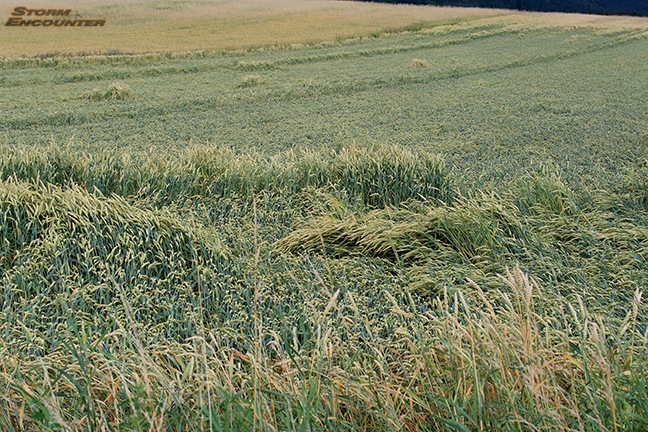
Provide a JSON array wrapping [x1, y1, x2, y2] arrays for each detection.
[[357, 0, 648, 16]]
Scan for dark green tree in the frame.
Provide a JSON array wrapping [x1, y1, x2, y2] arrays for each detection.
[[352, 0, 648, 16]]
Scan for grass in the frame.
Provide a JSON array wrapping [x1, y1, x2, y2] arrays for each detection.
[[0, 0, 503, 59], [410, 58, 433, 68], [238, 75, 264, 88], [2, 1, 645, 60], [0, 4, 647, 430], [82, 82, 134, 100]]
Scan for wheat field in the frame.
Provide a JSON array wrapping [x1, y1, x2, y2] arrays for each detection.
[[1, 1, 647, 430], [0, 0, 503, 58], [3, 0, 646, 59]]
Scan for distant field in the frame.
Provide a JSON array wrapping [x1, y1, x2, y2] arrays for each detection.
[[1, 0, 647, 58], [1, 3, 648, 430], [2, 18, 646, 189], [0, 0, 504, 58]]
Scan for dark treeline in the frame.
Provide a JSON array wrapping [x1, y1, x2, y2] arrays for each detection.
[[353, 1, 648, 16]]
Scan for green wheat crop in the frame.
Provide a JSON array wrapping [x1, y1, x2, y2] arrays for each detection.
[[0, 14, 646, 431]]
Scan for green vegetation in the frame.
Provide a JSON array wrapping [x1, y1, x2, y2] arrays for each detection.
[[0, 17, 647, 430], [82, 82, 134, 101]]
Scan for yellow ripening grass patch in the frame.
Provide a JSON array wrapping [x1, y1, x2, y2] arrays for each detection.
[[0, 0, 646, 58], [0, 0, 503, 58]]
